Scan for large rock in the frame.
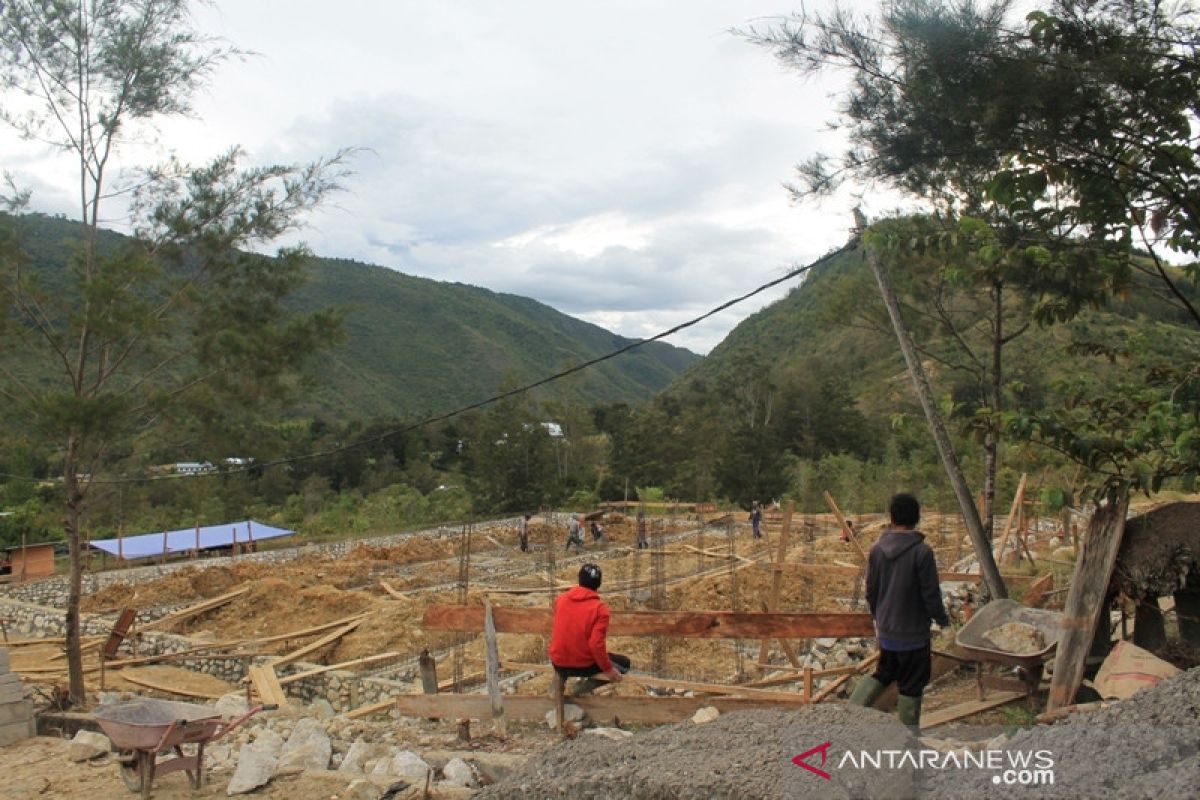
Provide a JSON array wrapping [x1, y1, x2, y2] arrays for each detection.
[[691, 706, 720, 725], [544, 703, 586, 728], [341, 779, 382, 800], [584, 727, 634, 741], [388, 750, 431, 782], [441, 757, 476, 788], [274, 740, 330, 776], [310, 698, 336, 719], [251, 727, 285, 758], [280, 717, 331, 770], [67, 730, 110, 762], [339, 740, 382, 774], [215, 692, 250, 718], [226, 743, 277, 795]]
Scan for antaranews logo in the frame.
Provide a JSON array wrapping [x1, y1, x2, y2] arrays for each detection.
[[792, 742, 1055, 786]]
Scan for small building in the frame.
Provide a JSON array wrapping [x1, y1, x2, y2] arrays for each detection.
[[1, 543, 56, 581]]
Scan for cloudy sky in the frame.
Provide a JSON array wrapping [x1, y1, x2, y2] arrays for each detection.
[[4, 1, 890, 354]]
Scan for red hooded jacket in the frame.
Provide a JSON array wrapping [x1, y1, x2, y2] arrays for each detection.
[[548, 585, 613, 672]]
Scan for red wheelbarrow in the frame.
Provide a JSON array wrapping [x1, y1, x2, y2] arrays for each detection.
[[93, 698, 274, 798]]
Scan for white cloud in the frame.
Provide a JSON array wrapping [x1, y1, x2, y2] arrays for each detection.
[[2, 0, 887, 353]]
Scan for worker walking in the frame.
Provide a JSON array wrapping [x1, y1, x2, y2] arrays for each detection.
[[566, 514, 585, 553], [849, 493, 950, 733], [518, 513, 532, 553], [635, 509, 649, 549], [749, 503, 763, 539], [549, 564, 631, 695]]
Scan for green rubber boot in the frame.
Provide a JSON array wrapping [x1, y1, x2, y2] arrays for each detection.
[[897, 693, 923, 733], [847, 676, 886, 708]]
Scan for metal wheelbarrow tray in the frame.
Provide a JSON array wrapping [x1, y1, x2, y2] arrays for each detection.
[[93, 698, 271, 798], [955, 599, 1064, 696]]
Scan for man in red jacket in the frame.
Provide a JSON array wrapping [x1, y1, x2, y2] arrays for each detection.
[[549, 564, 631, 695]]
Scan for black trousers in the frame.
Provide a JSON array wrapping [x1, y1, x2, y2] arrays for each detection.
[[872, 643, 932, 697], [553, 653, 631, 679]]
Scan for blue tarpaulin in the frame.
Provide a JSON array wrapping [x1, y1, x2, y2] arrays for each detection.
[[89, 520, 293, 559]]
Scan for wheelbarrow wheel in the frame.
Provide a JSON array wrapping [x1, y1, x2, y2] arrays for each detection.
[[118, 751, 144, 793]]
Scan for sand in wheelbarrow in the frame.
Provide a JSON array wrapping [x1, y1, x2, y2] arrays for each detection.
[[477, 704, 916, 800]]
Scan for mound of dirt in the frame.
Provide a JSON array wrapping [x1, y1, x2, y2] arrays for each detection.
[[478, 704, 913, 800], [923, 666, 1200, 799]]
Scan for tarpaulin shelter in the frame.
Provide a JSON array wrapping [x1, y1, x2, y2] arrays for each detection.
[[89, 520, 293, 560]]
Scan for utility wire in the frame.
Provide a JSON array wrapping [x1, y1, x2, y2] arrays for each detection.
[[0, 238, 858, 485]]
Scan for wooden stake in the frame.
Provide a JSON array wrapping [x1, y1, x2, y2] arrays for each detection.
[[1047, 491, 1129, 711], [419, 649, 438, 695], [992, 473, 1028, 564], [278, 652, 401, 685], [758, 501, 802, 671], [483, 599, 506, 737], [272, 618, 365, 667]]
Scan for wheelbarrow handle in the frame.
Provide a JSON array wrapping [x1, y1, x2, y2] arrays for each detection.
[[153, 719, 183, 753], [213, 704, 277, 741]]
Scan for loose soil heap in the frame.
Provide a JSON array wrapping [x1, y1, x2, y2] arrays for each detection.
[[923, 666, 1200, 799], [477, 705, 914, 800]]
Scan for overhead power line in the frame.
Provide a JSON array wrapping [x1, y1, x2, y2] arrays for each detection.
[[1, 238, 858, 486]]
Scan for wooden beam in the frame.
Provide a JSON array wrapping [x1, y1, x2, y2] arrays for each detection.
[[992, 473, 1028, 565], [1021, 573, 1055, 608], [437, 670, 485, 692], [824, 491, 867, 562], [387, 693, 819, 725], [140, 585, 250, 632], [248, 664, 288, 707], [920, 692, 1024, 729], [245, 613, 370, 647], [496, 661, 810, 703], [484, 600, 506, 737], [1047, 491, 1129, 711], [118, 671, 225, 700], [422, 605, 876, 639], [379, 581, 405, 600], [758, 501, 802, 670], [278, 652, 401, 685], [345, 697, 395, 720], [272, 618, 365, 668]]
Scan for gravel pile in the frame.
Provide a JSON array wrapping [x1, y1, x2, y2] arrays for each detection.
[[477, 704, 914, 800], [923, 666, 1200, 799]]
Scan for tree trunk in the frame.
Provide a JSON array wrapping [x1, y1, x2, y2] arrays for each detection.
[[982, 281, 1005, 544], [860, 216, 1007, 600], [63, 446, 87, 704]]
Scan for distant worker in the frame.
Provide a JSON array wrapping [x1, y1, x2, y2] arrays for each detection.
[[590, 520, 606, 543], [842, 519, 855, 543], [566, 514, 585, 553], [636, 508, 649, 549], [549, 563, 631, 695], [849, 493, 950, 732], [749, 503, 763, 540], [519, 513, 532, 553]]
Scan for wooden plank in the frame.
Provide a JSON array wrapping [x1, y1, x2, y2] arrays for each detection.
[[497, 661, 810, 703], [103, 608, 139, 658], [1021, 573, 1055, 607], [422, 605, 876, 639], [920, 692, 1024, 729], [1047, 491, 1129, 711], [278, 652, 401, 685], [272, 618, 365, 667], [389, 694, 817, 724], [419, 649, 438, 694], [118, 671, 225, 700], [992, 473, 1028, 564], [824, 491, 868, 562], [484, 600, 506, 736], [379, 581, 405, 599], [345, 697, 394, 720], [245, 613, 370, 647], [248, 664, 288, 707], [140, 585, 251, 632], [437, 670, 485, 692], [758, 501, 802, 670]]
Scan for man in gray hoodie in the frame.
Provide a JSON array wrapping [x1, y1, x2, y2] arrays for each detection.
[[849, 493, 950, 732]]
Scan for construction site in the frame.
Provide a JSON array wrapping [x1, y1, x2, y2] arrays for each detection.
[[0, 490, 1197, 799]]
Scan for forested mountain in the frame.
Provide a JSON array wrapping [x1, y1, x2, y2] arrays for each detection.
[[3, 213, 699, 420]]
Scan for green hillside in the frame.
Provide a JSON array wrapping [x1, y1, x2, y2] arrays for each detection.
[[3, 213, 699, 420]]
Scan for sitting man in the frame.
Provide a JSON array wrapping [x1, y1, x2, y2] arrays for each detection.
[[549, 563, 630, 695]]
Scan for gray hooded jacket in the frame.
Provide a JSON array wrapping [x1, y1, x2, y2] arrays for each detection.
[[865, 529, 950, 644]]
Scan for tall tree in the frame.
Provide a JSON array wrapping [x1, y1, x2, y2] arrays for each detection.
[[0, 0, 348, 702]]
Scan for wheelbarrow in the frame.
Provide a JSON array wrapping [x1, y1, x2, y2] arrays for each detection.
[[93, 698, 274, 798], [956, 598, 1063, 699]]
